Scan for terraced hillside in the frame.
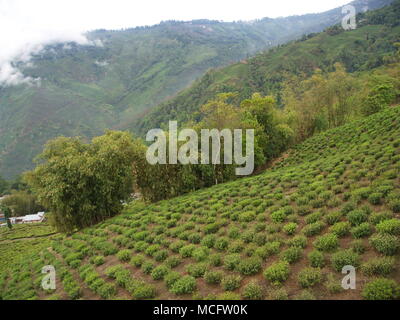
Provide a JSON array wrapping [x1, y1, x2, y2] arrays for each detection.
[[1, 106, 400, 300]]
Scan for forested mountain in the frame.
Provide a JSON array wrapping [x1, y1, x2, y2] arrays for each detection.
[[133, 0, 400, 135], [0, 0, 393, 179]]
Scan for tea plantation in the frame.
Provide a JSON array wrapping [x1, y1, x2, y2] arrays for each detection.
[[1, 106, 400, 300]]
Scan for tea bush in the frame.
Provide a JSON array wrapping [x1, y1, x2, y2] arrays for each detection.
[[362, 278, 400, 300]]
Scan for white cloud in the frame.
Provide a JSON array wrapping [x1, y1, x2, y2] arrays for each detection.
[[0, 0, 351, 86]]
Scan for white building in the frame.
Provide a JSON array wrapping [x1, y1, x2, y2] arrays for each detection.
[[8, 212, 46, 225]]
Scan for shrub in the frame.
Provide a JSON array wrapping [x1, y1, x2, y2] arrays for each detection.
[[164, 271, 180, 289], [186, 263, 208, 278], [331, 250, 360, 272], [90, 255, 105, 266], [237, 257, 263, 276], [153, 250, 168, 262], [297, 205, 312, 216], [271, 209, 286, 223], [302, 222, 325, 237], [224, 254, 241, 271], [165, 256, 182, 268], [369, 212, 394, 225], [204, 271, 223, 285], [130, 254, 145, 268], [255, 242, 281, 259], [263, 261, 290, 285], [370, 233, 400, 255], [351, 240, 366, 254], [151, 265, 170, 280], [330, 222, 351, 237], [388, 199, 400, 213], [368, 193, 383, 205], [98, 283, 116, 299], [362, 257, 395, 276], [324, 273, 343, 294], [293, 290, 316, 300], [298, 268, 322, 288], [104, 265, 124, 278], [217, 292, 241, 300], [253, 233, 266, 246], [313, 233, 339, 252], [376, 219, 400, 235], [179, 244, 196, 258], [283, 223, 298, 235], [351, 223, 373, 239], [221, 275, 242, 291], [201, 235, 216, 248], [325, 211, 343, 225], [228, 240, 245, 253], [308, 250, 325, 268], [287, 235, 307, 248], [116, 249, 131, 262], [170, 276, 197, 295], [280, 247, 302, 264], [214, 238, 229, 251], [242, 281, 264, 300], [141, 261, 155, 274], [239, 211, 256, 222], [268, 288, 288, 300], [209, 253, 222, 267], [192, 247, 209, 262], [362, 279, 400, 300], [347, 210, 368, 226], [133, 283, 156, 299]]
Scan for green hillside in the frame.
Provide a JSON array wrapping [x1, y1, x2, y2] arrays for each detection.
[[0, 0, 394, 179], [1, 105, 399, 300], [134, 0, 400, 135]]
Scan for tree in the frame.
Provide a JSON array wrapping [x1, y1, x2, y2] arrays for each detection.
[[1, 190, 43, 216], [25, 131, 136, 233], [283, 64, 358, 141], [0, 204, 12, 230], [241, 93, 293, 162], [0, 175, 8, 195]]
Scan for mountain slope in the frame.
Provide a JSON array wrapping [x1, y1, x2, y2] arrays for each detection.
[[1, 105, 399, 300], [133, 0, 400, 135], [0, 0, 393, 179]]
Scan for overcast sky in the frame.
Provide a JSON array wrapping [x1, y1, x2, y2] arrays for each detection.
[[0, 0, 351, 86]]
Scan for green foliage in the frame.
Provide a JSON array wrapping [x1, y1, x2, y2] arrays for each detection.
[[362, 257, 395, 276], [362, 278, 400, 300], [370, 233, 400, 255], [308, 250, 325, 268], [331, 249, 360, 272], [203, 271, 223, 284], [241, 281, 265, 300], [237, 257, 263, 275], [1, 190, 43, 216], [313, 233, 339, 252], [25, 131, 137, 233], [263, 261, 290, 285], [298, 268, 322, 288], [376, 219, 400, 235], [221, 275, 242, 291], [170, 276, 197, 295], [280, 247, 303, 264], [116, 249, 131, 262]]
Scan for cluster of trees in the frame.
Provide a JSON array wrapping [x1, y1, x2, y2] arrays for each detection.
[[24, 93, 292, 232], [25, 131, 136, 233], [24, 59, 400, 233], [282, 62, 399, 142], [0, 175, 8, 196], [0, 175, 42, 217], [131, 92, 293, 202], [1, 191, 43, 217]]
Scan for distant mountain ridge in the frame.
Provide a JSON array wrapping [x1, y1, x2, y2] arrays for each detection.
[[0, 0, 394, 179]]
